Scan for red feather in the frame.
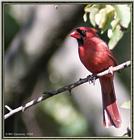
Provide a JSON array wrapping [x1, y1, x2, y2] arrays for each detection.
[[71, 27, 121, 128]]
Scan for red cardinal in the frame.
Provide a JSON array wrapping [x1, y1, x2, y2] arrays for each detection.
[[70, 27, 121, 128]]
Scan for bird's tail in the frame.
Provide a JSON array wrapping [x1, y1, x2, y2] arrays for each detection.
[[99, 76, 121, 128]]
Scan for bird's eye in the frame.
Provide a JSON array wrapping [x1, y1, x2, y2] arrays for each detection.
[[81, 30, 86, 36], [76, 29, 86, 37]]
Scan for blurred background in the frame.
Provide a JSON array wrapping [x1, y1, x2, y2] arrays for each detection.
[[4, 4, 131, 137]]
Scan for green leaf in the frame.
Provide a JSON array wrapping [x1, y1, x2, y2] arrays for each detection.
[[114, 5, 131, 28], [84, 4, 105, 27], [111, 18, 120, 31], [108, 25, 124, 49], [107, 29, 113, 38], [84, 4, 93, 12], [89, 6, 99, 27], [121, 101, 130, 109], [95, 5, 115, 33], [83, 13, 87, 22]]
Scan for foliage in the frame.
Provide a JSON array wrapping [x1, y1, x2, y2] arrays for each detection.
[[83, 4, 131, 49]]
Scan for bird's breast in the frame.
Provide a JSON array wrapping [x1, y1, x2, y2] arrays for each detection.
[[78, 42, 115, 74]]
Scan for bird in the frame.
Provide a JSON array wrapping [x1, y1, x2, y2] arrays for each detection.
[[70, 27, 121, 128]]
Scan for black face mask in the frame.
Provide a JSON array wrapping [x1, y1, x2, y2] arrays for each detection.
[[76, 29, 86, 46], [77, 37, 84, 46]]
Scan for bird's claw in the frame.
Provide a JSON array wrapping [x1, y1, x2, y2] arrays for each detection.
[[88, 75, 96, 85]]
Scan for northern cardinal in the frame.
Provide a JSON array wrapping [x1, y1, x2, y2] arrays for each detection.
[[70, 27, 121, 128]]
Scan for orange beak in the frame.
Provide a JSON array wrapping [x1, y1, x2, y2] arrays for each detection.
[[70, 30, 81, 39]]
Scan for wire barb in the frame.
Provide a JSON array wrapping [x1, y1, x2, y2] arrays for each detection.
[[68, 89, 72, 96], [5, 105, 12, 112]]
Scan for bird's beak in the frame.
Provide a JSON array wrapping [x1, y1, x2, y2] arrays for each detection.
[[70, 30, 80, 39]]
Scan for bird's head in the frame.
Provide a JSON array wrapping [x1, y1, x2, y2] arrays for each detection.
[[70, 27, 98, 45]]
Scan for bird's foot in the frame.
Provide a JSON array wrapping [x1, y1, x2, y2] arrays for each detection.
[[88, 75, 97, 85]]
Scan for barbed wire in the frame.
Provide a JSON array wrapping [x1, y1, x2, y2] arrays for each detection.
[[4, 60, 131, 120]]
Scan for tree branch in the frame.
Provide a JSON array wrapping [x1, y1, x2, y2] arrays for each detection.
[[4, 60, 131, 120]]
